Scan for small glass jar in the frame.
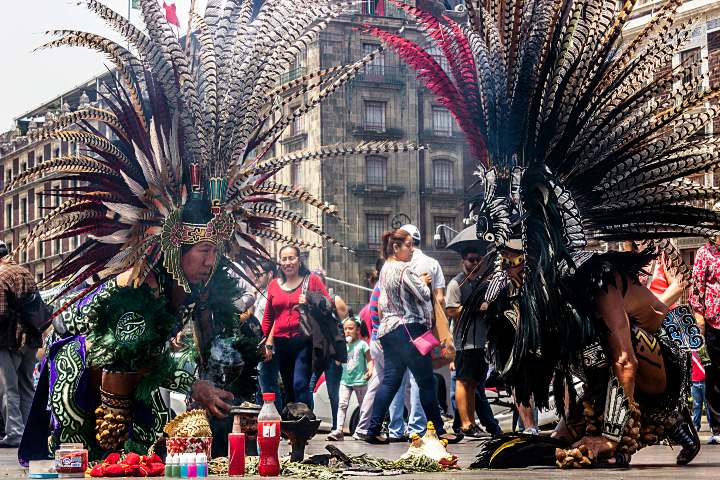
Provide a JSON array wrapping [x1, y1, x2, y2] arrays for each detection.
[[54, 443, 88, 478]]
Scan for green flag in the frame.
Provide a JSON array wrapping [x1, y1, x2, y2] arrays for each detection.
[[130, 0, 141, 9]]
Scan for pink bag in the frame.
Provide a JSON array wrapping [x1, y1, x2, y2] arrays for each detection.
[[407, 327, 440, 356], [398, 267, 440, 356]]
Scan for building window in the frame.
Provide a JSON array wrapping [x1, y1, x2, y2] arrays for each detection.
[[290, 109, 305, 136], [21, 198, 27, 224], [21, 162, 27, 173], [285, 139, 304, 153], [680, 47, 702, 88], [37, 193, 44, 218], [5, 203, 12, 229], [362, 0, 385, 16], [21, 248, 27, 264], [37, 240, 44, 259], [36, 273, 44, 283], [5, 169, 12, 186], [433, 216, 457, 241], [363, 101, 386, 132], [53, 147, 60, 158], [291, 163, 301, 186], [365, 156, 387, 186], [427, 46, 450, 73], [432, 106, 453, 136], [433, 159, 454, 193], [363, 43, 385, 76], [366, 214, 387, 249], [55, 238, 61, 256]]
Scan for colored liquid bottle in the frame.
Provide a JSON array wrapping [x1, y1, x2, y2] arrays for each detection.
[[179, 453, 189, 478], [196, 453, 207, 478], [228, 415, 246, 476], [188, 452, 197, 478], [257, 392, 281, 477]]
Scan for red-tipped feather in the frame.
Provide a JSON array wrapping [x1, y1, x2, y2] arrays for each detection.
[[362, 24, 488, 165]]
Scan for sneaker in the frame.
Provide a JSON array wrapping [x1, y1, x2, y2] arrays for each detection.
[[388, 435, 409, 443], [524, 427, 540, 435], [0, 437, 20, 448], [440, 431, 463, 444], [460, 424, 486, 439], [352, 432, 369, 441], [708, 434, 720, 445], [326, 431, 344, 441], [363, 434, 390, 445]]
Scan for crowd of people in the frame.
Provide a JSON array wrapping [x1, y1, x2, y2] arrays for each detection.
[[2, 223, 719, 455]]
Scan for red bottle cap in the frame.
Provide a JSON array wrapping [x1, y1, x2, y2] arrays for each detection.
[[262, 392, 276, 402]]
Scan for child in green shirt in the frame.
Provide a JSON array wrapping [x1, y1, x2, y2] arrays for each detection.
[[327, 318, 373, 441]]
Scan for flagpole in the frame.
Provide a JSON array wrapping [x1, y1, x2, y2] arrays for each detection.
[[185, 0, 197, 55]]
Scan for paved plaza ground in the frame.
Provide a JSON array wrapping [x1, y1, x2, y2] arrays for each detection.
[[1, 431, 718, 479]]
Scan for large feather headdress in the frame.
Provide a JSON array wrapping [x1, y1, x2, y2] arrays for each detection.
[[366, 0, 720, 404], [6, 0, 423, 302]]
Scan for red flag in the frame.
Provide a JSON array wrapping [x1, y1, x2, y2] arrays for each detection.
[[162, 1, 180, 27]]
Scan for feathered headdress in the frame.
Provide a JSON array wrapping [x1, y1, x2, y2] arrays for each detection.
[[5, 0, 424, 303], [366, 0, 720, 405]]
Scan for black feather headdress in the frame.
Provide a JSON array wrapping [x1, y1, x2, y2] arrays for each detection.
[[366, 0, 720, 406], [6, 0, 426, 304]]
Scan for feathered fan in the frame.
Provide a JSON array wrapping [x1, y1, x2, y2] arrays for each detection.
[[5, 0, 425, 305], [366, 0, 720, 405]]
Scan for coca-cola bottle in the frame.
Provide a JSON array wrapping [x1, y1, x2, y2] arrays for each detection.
[[257, 392, 281, 476]]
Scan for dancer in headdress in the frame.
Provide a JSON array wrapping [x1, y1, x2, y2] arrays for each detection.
[[12, 0, 422, 462], [366, 0, 718, 467]]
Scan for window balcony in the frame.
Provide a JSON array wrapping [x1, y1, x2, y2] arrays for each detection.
[[351, 125, 404, 140], [352, 65, 405, 85], [349, 183, 405, 197], [278, 67, 306, 85]]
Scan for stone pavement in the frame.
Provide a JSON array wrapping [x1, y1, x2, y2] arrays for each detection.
[[1, 434, 718, 479]]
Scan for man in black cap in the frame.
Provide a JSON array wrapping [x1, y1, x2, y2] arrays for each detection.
[[0, 241, 44, 446]]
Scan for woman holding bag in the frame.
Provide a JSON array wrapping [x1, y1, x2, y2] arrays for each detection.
[[364, 229, 459, 444], [262, 245, 329, 407]]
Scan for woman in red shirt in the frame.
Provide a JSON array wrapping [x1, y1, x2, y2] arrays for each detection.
[[262, 246, 329, 406]]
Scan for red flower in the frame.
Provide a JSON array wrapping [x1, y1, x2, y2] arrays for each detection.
[[90, 464, 106, 477], [103, 463, 125, 477], [105, 452, 121, 464], [143, 453, 163, 465], [124, 452, 141, 465], [146, 463, 166, 476], [127, 464, 147, 477]]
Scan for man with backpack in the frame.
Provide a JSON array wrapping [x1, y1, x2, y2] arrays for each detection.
[[0, 241, 50, 447]]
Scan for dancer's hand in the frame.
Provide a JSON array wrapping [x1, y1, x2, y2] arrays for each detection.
[[191, 380, 234, 418], [571, 435, 617, 462]]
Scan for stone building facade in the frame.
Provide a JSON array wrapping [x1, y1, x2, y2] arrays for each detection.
[[0, 76, 107, 285], [625, 0, 720, 275], [272, 0, 471, 306]]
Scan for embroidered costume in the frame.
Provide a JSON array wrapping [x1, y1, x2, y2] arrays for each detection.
[[11, 0, 422, 462]]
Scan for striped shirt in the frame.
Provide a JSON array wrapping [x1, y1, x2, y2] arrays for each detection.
[[369, 282, 381, 340], [376, 260, 432, 339]]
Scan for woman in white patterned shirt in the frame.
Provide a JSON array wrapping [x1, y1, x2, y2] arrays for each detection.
[[364, 229, 459, 444]]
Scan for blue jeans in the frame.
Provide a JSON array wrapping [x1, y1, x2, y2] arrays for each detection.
[[692, 381, 711, 430], [274, 336, 313, 406], [388, 371, 427, 437], [257, 357, 283, 411], [368, 324, 444, 436], [310, 360, 342, 430]]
